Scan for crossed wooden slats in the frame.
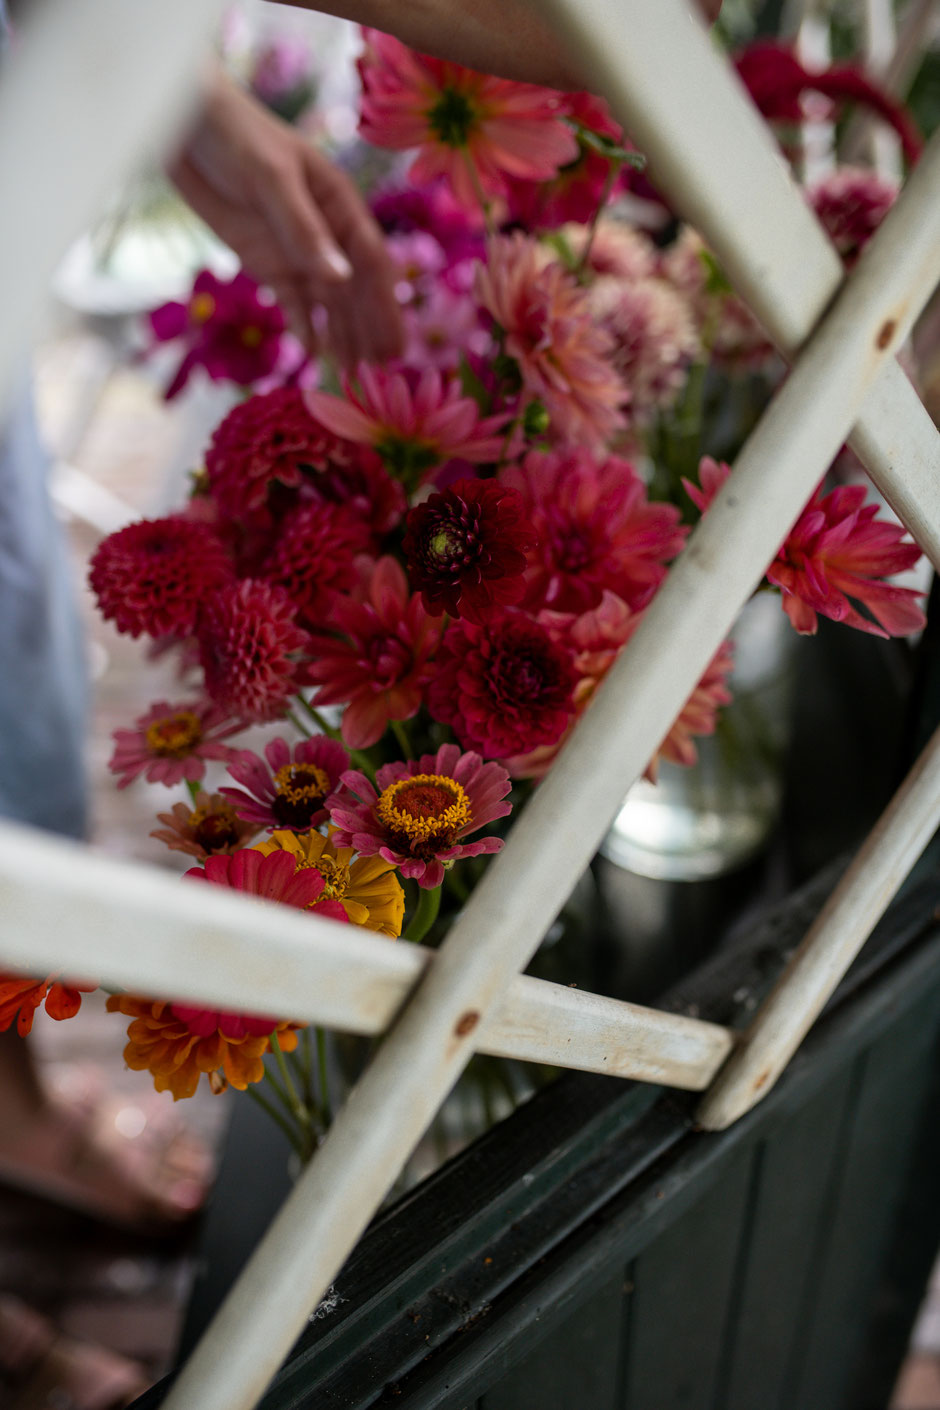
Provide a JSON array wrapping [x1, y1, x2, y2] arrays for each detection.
[[0, 1, 938, 1407]]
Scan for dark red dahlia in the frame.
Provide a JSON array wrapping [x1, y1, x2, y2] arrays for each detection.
[[807, 167, 898, 269], [259, 500, 371, 625], [89, 516, 232, 639], [204, 386, 355, 526], [197, 580, 310, 723], [427, 609, 576, 759], [307, 447, 406, 541], [402, 477, 535, 624]]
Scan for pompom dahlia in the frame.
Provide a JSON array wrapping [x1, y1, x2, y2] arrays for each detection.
[[0, 973, 97, 1036], [109, 699, 239, 789], [402, 477, 535, 623], [149, 269, 286, 401], [89, 516, 232, 640], [197, 580, 311, 723], [305, 365, 506, 492], [357, 29, 578, 210], [253, 830, 405, 936], [259, 499, 370, 625], [220, 734, 349, 832], [150, 791, 258, 862], [305, 556, 444, 749], [304, 447, 406, 541], [205, 387, 355, 527], [588, 275, 699, 423], [806, 166, 899, 268], [475, 233, 626, 451], [427, 608, 576, 759], [502, 450, 685, 613], [329, 743, 512, 889]]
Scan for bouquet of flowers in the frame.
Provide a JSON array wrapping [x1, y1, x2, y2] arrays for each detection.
[[2, 23, 929, 1165]]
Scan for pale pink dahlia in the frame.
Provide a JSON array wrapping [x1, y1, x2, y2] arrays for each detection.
[[197, 580, 311, 723], [329, 743, 512, 889], [560, 219, 658, 282], [357, 29, 577, 210], [659, 228, 773, 370], [220, 735, 349, 832], [109, 699, 239, 790], [502, 449, 685, 613], [305, 365, 506, 491], [588, 275, 700, 423], [806, 165, 899, 268], [475, 233, 626, 451]]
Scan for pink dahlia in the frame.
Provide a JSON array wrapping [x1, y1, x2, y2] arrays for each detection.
[[357, 29, 578, 210], [427, 608, 576, 759], [303, 447, 406, 541], [259, 499, 370, 626], [659, 228, 773, 370], [588, 275, 699, 423], [502, 450, 685, 614], [475, 233, 626, 451], [205, 387, 355, 527], [305, 556, 444, 749], [685, 458, 926, 638], [806, 166, 899, 268], [402, 477, 534, 623], [305, 365, 506, 491], [220, 734, 349, 832], [560, 219, 658, 282], [149, 269, 286, 401], [197, 580, 311, 723], [89, 516, 232, 640], [109, 698, 240, 790], [329, 742, 512, 889]]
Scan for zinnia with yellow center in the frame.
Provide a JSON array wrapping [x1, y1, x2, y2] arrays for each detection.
[[253, 829, 405, 937]]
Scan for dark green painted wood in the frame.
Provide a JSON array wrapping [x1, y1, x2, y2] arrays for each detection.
[[479, 1273, 625, 1410]]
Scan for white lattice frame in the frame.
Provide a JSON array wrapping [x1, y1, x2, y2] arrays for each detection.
[[1, 2, 939, 1407]]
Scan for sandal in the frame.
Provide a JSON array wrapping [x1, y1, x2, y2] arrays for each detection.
[[0, 1295, 150, 1409]]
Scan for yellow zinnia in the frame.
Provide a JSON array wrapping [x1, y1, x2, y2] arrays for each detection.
[[253, 830, 405, 938]]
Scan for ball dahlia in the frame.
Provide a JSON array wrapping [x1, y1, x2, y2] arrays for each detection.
[[197, 580, 311, 723], [89, 516, 232, 640]]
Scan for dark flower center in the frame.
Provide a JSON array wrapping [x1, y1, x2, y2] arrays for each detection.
[[190, 803, 241, 852], [271, 762, 331, 828], [427, 86, 477, 148]]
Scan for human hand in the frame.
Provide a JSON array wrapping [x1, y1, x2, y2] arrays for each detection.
[[168, 67, 404, 367]]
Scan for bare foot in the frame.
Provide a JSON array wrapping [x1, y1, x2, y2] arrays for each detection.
[[0, 1295, 150, 1409]]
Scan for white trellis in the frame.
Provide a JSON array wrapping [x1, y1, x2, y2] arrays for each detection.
[[1, 2, 939, 1408]]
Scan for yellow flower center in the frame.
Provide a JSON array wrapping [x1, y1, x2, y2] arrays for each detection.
[[272, 763, 332, 829], [189, 292, 216, 323], [145, 711, 203, 758], [300, 854, 349, 901], [240, 324, 263, 348], [375, 774, 471, 849]]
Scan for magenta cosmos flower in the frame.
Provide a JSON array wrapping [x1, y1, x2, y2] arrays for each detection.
[[357, 29, 578, 210], [475, 233, 626, 452], [197, 580, 312, 723], [402, 477, 535, 624], [89, 516, 232, 640], [109, 699, 239, 790], [329, 743, 512, 889], [504, 91, 625, 230], [220, 735, 349, 832], [305, 556, 444, 749], [428, 607, 577, 759], [502, 450, 685, 614], [685, 457, 926, 638], [150, 269, 286, 401], [305, 365, 506, 492]]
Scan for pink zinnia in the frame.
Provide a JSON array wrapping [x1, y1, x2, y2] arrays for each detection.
[[806, 166, 899, 268], [357, 29, 578, 211], [259, 500, 371, 626], [502, 449, 685, 614], [109, 699, 239, 790], [197, 580, 311, 723], [220, 735, 350, 832], [402, 477, 534, 623], [475, 233, 626, 451], [588, 275, 700, 423], [185, 847, 348, 926], [150, 269, 286, 401], [427, 608, 576, 759], [329, 743, 512, 889], [89, 516, 232, 640], [685, 457, 926, 638], [305, 556, 444, 749], [305, 365, 506, 491]]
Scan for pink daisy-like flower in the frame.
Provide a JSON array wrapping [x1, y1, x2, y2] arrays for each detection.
[[475, 232, 626, 451], [402, 477, 535, 623], [89, 516, 233, 641], [197, 580, 311, 723], [150, 269, 286, 401], [205, 386, 356, 527], [305, 556, 444, 749], [504, 92, 626, 230], [259, 499, 371, 626], [428, 608, 576, 759], [588, 275, 700, 424], [400, 282, 493, 371], [185, 846, 349, 925], [806, 165, 899, 268], [685, 457, 926, 638], [220, 734, 350, 832], [329, 742, 512, 889], [109, 699, 239, 790], [151, 791, 259, 862], [502, 449, 685, 614], [357, 29, 578, 210], [305, 365, 506, 492]]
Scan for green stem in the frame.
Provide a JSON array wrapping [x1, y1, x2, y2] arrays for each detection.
[[270, 1032, 312, 1131], [287, 708, 312, 740], [404, 884, 442, 943], [185, 779, 201, 807], [390, 718, 414, 762], [461, 148, 495, 236], [301, 1026, 315, 1110], [575, 160, 621, 276], [316, 1027, 332, 1126], [297, 695, 378, 784], [245, 1084, 306, 1157]]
